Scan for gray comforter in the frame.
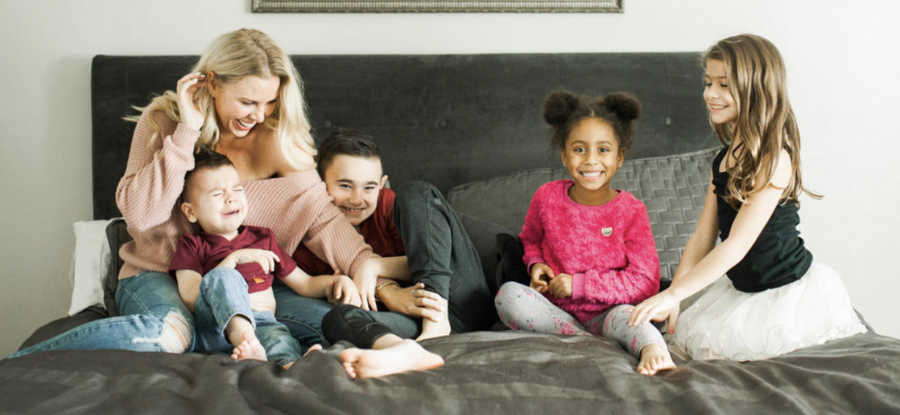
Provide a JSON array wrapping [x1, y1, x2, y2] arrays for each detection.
[[3, 329, 899, 414]]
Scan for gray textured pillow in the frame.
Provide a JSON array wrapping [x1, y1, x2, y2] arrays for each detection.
[[448, 147, 720, 282]]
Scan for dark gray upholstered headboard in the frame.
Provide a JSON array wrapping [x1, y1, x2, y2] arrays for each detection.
[[91, 53, 716, 219]]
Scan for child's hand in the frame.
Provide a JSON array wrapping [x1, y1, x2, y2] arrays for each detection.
[[328, 275, 361, 307], [530, 263, 555, 294], [629, 290, 679, 333], [219, 249, 280, 273], [547, 273, 573, 298]]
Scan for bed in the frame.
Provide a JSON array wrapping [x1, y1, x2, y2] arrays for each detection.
[[2, 53, 899, 414]]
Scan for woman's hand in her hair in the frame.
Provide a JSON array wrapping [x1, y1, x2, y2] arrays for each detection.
[[176, 72, 206, 131]]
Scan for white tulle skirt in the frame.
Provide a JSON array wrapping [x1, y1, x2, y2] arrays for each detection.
[[671, 262, 867, 361]]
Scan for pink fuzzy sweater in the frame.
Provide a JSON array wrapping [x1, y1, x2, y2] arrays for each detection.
[[115, 110, 375, 280], [520, 180, 661, 323]]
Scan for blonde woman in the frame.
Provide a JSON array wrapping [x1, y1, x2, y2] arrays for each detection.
[[10, 28, 385, 358], [628, 34, 866, 360]]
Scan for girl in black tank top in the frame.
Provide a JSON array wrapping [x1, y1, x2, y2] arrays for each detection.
[[628, 34, 864, 361]]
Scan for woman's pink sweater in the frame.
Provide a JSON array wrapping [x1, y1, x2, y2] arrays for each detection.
[[115, 110, 375, 280], [520, 180, 661, 323]]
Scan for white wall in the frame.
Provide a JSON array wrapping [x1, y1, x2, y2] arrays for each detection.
[[1, 0, 897, 356]]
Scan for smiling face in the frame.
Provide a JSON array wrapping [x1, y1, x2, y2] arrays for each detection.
[[703, 59, 738, 125], [210, 74, 280, 139], [561, 117, 623, 205], [322, 154, 387, 226], [180, 165, 247, 240]]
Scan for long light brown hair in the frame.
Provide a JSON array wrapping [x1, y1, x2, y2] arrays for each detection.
[[127, 28, 316, 167], [705, 34, 819, 205]]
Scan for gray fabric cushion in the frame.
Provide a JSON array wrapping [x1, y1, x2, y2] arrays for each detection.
[[457, 213, 515, 285], [448, 147, 720, 282]]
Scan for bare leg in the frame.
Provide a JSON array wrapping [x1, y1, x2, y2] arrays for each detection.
[[339, 334, 444, 379], [226, 316, 266, 362]]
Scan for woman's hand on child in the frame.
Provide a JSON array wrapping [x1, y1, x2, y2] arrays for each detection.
[[530, 263, 555, 294], [547, 273, 573, 298], [378, 282, 445, 323], [219, 249, 280, 273], [176, 72, 206, 131], [629, 290, 680, 333], [352, 259, 381, 311], [329, 275, 361, 307]]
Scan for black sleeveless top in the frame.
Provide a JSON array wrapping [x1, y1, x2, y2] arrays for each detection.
[[712, 147, 813, 292]]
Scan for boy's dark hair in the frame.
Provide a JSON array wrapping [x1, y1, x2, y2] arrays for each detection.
[[315, 128, 382, 178], [544, 90, 641, 154], [183, 146, 234, 200]]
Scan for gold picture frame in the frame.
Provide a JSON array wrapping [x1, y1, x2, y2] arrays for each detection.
[[252, 0, 623, 13]]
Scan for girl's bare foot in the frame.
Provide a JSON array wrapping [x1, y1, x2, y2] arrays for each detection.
[[636, 343, 676, 376], [230, 333, 267, 362], [339, 339, 444, 379]]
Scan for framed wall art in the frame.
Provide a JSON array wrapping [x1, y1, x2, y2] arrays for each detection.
[[251, 0, 623, 13]]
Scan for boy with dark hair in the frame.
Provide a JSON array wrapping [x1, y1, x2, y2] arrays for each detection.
[[294, 129, 495, 341]]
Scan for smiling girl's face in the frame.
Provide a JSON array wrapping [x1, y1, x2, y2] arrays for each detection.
[[561, 117, 623, 205], [703, 59, 738, 125]]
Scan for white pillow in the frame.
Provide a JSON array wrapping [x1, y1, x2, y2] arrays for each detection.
[[68, 218, 119, 315]]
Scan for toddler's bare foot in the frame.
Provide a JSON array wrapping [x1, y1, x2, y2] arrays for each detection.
[[303, 344, 323, 357], [339, 339, 444, 379], [230, 333, 267, 362], [636, 343, 676, 376], [282, 344, 324, 370]]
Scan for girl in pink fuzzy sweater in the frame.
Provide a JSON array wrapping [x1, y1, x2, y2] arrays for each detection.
[[495, 91, 675, 376]]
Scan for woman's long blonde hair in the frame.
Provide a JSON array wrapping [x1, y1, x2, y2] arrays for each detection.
[[705, 34, 819, 206], [127, 28, 315, 166]]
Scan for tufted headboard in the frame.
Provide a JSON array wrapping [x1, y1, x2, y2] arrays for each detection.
[[91, 53, 717, 219]]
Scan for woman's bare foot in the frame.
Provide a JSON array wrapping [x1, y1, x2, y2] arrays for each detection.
[[230, 333, 267, 362], [339, 339, 444, 379], [636, 343, 676, 376]]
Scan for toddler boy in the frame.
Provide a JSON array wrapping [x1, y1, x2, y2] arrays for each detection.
[[170, 148, 358, 366]]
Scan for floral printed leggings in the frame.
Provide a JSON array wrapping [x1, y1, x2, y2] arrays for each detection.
[[494, 282, 666, 357]]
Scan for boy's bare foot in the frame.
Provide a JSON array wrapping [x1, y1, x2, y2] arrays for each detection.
[[339, 339, 444, 379], [230, 333, 267, 362], [416, 318, 451, 341], [636, 343, 676, 376], [416, 295, 451, 341]]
